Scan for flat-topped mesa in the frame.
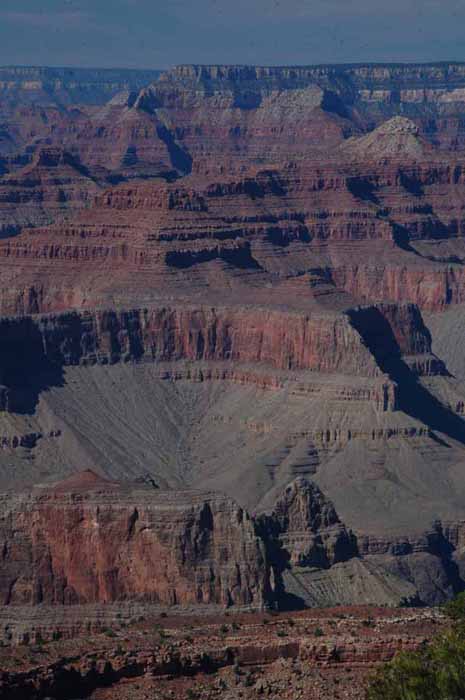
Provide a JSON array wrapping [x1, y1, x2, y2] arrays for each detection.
[[163, 62, 465, 88], [147, 62, 465, 164], [0, 472, 268, 608], [159, 63, 465, 117], [160, 64, 335, 89]]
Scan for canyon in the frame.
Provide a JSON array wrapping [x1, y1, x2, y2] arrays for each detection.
[[3, 62, 465, 675]]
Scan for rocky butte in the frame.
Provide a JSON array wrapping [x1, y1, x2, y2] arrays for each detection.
[[3, 61, 465, 635]]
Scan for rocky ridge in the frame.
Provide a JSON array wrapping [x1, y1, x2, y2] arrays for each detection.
[[0, 605, 441, 700]]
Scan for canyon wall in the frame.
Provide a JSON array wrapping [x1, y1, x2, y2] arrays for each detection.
[[0, 472, 268, 608], [0, 300, 443, 416], [0, 300, 438, 379], [0, 66, 161, 105], [0, 305, 377, 375], [1, 473, 463, 612]]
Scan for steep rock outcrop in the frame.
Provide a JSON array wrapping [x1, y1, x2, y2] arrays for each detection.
[[259, 479, 465, 607], [0, 301, 434, 379], [259, 478, 358, 571], [0, 471, 268, 608]]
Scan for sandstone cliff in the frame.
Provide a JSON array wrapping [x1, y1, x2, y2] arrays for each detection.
[[0, 471, 268, 608]]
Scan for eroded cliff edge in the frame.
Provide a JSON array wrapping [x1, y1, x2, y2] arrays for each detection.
[[1, 470, 464, 644]]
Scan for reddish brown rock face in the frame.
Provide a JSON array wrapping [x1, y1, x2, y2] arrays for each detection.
[[0, 305, 381, 374], [0, 472, 268, 608]]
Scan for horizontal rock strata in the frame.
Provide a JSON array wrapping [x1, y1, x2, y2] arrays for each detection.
[[0, 472, 268, 608]]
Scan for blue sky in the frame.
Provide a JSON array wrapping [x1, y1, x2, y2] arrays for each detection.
[[0, 0, 464, 69]]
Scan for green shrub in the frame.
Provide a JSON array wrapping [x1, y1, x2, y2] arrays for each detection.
[[314, 627, 324, 637], [366, 628, 465, 700], [244, 671, 254, 687], [158, 628, 169, 642], [443, 592, 465, 621]]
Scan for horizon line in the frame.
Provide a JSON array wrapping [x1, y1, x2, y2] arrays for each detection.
[[2, 59, 465, 73]]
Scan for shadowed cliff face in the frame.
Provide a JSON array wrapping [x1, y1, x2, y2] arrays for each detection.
[[346, 305, 465, 446], [0, 317, 65, 414]]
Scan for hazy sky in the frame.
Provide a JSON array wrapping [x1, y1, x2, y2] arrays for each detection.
[[0, 0, 464, 69]]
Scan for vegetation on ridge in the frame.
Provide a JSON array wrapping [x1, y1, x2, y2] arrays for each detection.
[[367, 593, 465, 700]]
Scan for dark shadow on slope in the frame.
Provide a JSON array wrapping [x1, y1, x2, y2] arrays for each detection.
[[0, 317, 65, 415], [390, 219, 462, 263], [346, 176, 380, 204], [62, 151, 94, 180], [346, 307, 465, 447], [398, 171, 425, 197], [278, 590, 307, 611], [165, 242, 262, 271], [321, 90, 351, 119], [232, 89, 262, 110], [254, 515, 306, 610], [156, 124, 193, 175], [1, 311, 149, 415], [390, 222, 421, 254], [221, 243, 262, 269], [434, 527, 465, 596], [0, 224, 21, 239]]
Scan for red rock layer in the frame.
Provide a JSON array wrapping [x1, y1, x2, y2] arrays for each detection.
[[0, 305, 381, 377], [2, 152, 465, 315], [0, 474, 268, 607]]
